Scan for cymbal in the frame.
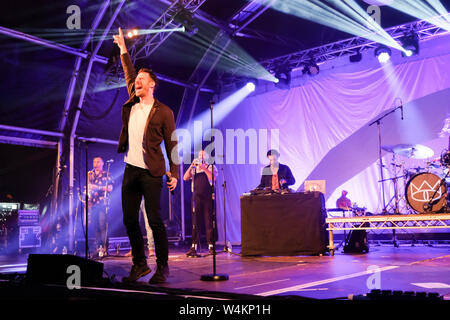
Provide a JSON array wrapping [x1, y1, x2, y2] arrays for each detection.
[[381, 144, 434, 159]]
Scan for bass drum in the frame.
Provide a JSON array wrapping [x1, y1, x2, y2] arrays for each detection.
[[405, 172, 447, 213]]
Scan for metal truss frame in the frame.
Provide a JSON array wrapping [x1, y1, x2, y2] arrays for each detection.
[[326, 214, 450, 255], [0, 0, 126, 252], [104, 0, 212, 92], [177, 0, 275, 126], [220, 16, 450, 83], [106, 0, 302, 89], [174, 1, 274, 232], [262, 18, 450, 71], [131, 0, 207, 62]]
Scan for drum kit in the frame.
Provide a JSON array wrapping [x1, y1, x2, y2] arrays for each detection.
[[381, 143, 450, 214]]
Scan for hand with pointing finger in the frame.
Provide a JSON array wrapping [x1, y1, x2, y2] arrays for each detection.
[[113, 27, 127, 55]]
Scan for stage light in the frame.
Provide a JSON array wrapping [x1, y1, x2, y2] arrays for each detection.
[[264, 0, 407, 56], [246, 81, 256, 92], [375, 45, 392, 63], [177, 82, 259, 155], [384, 0, 450, 32], [349, 50, 362, 63], [173, 5, 198, 36], [274, 67, 291, 89], [302, 60, 320, 76], [377, 52, 390, 63], [400, 33, 419, 57], [126, 28, 139, 39]]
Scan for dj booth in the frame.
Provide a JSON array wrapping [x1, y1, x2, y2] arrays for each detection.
[[240, 192, 329, 256]]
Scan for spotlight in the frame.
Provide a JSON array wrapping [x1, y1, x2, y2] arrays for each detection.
[[374, 45, 391, 63], [127, 28, 139, 39], [349, 49, 362, 63], [302, 60, 320, 76], [245, 81, 256, 92], [400, 33, 419, 57], [274, 67, 291, 89], [173, 6, 198, 36]]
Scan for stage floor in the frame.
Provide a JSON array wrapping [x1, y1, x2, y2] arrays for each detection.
[[2, 243, 449, 301]]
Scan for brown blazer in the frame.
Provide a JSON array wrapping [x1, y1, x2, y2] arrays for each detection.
[[117, 53, 179, 179]]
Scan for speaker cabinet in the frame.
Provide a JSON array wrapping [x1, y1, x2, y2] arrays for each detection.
[[26, 254, 104, 287]]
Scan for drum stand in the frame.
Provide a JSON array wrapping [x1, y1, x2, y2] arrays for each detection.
[[383, 155, 406, 214]]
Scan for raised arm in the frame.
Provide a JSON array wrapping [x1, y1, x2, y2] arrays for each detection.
[[113, 27, 127, 55], [113, 27, 136, 98]]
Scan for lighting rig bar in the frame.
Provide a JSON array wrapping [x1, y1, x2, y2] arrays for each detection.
[[131, 0, 207, 62], [220, 16, 450, 84], [105, 0, 208, 89], [106, 0, 206, 78]]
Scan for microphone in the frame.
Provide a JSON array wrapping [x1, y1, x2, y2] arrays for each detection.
[[395, 97, 403, 120], [106, 159, 114, 163], [165, 171, 175, 195]]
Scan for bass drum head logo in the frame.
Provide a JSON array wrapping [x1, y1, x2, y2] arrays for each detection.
[[406, 173, 447, 213]]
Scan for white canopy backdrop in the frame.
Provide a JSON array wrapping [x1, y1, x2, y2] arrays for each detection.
[[212, 34, 450, 244]]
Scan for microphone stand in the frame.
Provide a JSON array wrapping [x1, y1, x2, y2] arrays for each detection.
[[369, 102, 403, 248], [218, 167, 240, 256], [221, 167, 230, 253], [369, 103, 403, 214], [101, 161, 112, 258], [201, 101, 229, 282], [83, 141, 90, 259]]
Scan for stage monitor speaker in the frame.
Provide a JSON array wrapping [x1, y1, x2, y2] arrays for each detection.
[[26, 254, 104, 287]]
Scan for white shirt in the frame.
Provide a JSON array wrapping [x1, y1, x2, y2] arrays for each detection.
[[124, 101, 153, 169]]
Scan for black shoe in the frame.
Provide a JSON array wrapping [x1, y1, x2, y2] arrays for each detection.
[[122, 262, 151, 283], [149, 264, 169, 284], [186, 247, 200, 258]]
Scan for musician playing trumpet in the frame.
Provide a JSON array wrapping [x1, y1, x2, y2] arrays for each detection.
[[183, 150, 217, 257]]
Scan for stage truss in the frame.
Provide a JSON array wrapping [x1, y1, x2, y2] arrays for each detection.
[[326, 214, 450, 255], [220, 15, 450, 85]]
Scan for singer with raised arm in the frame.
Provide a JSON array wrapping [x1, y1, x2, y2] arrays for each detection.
[[183, 150, 217, 257], [257, 149, 295, 190], [113, 28, 179, 284], [88, 156, 113, 258]]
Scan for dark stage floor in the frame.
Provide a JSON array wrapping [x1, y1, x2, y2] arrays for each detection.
[[1, 242, 449, 301]]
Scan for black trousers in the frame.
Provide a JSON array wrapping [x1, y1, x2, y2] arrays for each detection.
[[192, 193, 213, 246], [122, 164, 168, 266], [90, 203, 108, 249]]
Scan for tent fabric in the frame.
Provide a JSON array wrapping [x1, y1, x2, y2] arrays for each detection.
[[213, 35, 450, 243]]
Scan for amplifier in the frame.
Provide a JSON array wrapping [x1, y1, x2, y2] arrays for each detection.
[[18, 210, 40, 226], [19, 226, 41, 248]]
